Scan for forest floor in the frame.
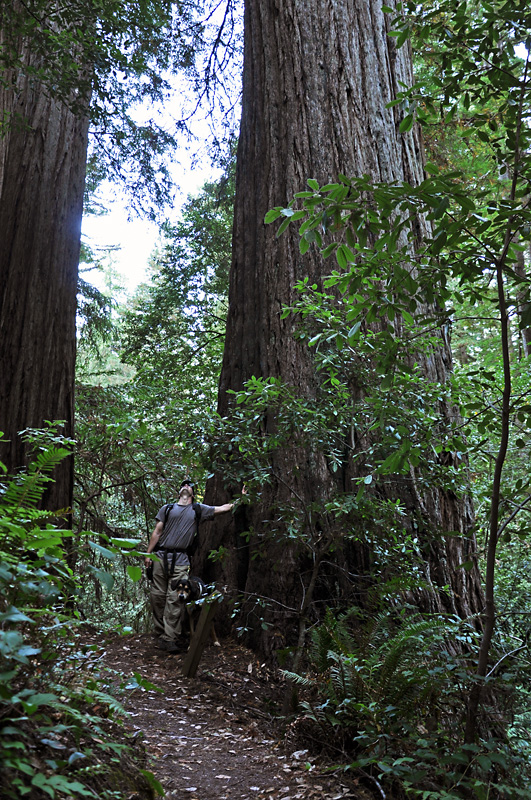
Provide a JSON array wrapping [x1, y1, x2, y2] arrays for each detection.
[[97, 632, 375, 800]]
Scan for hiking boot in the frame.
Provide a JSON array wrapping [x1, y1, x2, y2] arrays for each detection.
[[165, 638, 188, 654]]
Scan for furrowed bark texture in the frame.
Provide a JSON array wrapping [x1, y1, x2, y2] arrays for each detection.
[[200, 0, 483, 657], [0, 41, 89, 512]]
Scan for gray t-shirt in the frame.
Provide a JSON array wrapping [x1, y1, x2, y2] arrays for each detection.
[[155, 502, 215, 566]]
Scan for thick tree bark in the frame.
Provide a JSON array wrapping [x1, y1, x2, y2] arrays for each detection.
[[0, 38, 89, 513], [199, 0, 484, 657]]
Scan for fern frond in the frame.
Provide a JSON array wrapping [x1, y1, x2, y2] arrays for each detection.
[[305, 608, 457, 727], [282, 670, 315, 688], [329, 652, 368, 704], [378, 617, 447, 692], [0, 447, 70, 521], [299, 700, 338, 726], [309, 606, 358, 670], [85, 689, 126, 717]]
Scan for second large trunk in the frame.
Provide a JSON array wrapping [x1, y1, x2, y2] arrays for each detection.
[[200, 0, 483, 658]]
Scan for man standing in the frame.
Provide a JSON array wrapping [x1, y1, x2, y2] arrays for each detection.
[[145, 479, 236, 653]]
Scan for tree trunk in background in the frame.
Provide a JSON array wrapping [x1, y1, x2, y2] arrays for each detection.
[[0, 40, 89, 513], [199, 0, 484, 658]]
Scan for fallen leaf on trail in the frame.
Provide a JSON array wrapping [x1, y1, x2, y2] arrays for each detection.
[[94, 633, 362, 800]]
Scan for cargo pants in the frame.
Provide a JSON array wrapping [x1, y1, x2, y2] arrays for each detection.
[[149, 558, 189, 642]]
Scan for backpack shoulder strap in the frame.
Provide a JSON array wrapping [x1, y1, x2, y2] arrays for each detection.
[[192, 502, 202, 531], [162, 502, 199, 530], [186, 503, 203, 559], [163, 503, 174, 527]]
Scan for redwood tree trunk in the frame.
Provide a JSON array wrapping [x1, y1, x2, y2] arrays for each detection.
[[200, 0, 483, 657], [0, 41, 89, 513]]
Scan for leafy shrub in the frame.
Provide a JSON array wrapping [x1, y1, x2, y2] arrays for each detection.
[[287, 608, 531, 799], [0, 436, 161, 799]]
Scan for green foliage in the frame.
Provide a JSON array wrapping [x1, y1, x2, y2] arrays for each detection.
[[290, 608, 530, 799], [76, 276, 115, 358], [1, 0, 241, 213], [72, 387, 162, 627], [0, 436, 159, 798], [297, 608, 460, 722], [263, 0, 530, 611], [2, 0, 168, 210], [120, 170, 233, 406], [73, 162, 234, 627], [63, 0, 531, 793], [210, 373, 438, 587]]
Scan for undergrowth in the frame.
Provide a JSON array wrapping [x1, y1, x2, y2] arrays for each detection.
[[0, 431, 162, 799], [287, 607, 531, 800]]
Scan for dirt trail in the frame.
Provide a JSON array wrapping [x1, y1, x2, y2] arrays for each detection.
[[98, 633, 369, 800]]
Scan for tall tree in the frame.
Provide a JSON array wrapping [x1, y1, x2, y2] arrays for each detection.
[[201, 0, 484, 656], [0, 0, 213, 510], [0, 28, 89, 511]]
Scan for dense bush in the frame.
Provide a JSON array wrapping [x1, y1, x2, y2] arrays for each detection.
[[0, 436, 161, 799], [287, 608, 531, 799]]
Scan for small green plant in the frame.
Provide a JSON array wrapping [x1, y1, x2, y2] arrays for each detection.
[[288, 608, 468, 740]]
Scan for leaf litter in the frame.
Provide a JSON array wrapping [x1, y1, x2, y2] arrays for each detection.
[[91, 632, 371, 800]]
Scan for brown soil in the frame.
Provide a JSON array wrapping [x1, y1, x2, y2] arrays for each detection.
[[98, 632, 374, 800]]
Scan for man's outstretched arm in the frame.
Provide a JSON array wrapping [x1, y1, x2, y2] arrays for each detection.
[[213, 502, 234, 515]]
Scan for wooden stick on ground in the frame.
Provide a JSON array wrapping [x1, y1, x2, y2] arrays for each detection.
[[181, 593, 222, 678]]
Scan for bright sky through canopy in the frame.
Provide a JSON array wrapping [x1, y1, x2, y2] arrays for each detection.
[[81, 155, 220, 294]]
